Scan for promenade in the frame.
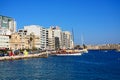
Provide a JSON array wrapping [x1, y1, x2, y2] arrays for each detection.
[[0, 52, 48, 61]]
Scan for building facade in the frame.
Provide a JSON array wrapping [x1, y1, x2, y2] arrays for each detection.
[[17, 29, 29, 49], [9, 33, 21, 50], [22, 25, 48, 50], [47, 26, 62, 50], [62, 31, 74, 49], [0, 35, 9, 49], [0, 15, 16, 35], [17, 25, 74, 50]]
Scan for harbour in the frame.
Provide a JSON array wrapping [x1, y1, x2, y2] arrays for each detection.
[[0, 50, 120, 80], [0, 49, 87, 61], [0, 0, 120, 79]]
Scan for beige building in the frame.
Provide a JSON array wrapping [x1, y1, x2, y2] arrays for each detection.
[[9, 33, 21, 50], [18, 29, 40, 49], [62, 31, 74, 49]]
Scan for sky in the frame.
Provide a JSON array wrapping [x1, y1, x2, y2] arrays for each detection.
[[0, 0, 120, 45]]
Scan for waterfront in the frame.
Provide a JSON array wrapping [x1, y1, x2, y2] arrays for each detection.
[[0, 50, 120, 80]]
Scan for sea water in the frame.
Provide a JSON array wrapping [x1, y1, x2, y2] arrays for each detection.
[[0, 50, 120, 80]]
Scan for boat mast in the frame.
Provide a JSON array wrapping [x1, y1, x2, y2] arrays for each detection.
[[72, 28, 74, 49], [81, 34, 84, 46]]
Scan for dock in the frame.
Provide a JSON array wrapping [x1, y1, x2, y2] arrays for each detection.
[[0, 52, 48, 61]]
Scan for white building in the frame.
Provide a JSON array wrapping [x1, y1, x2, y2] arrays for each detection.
[[0, 15, 16, 35], [0, 35, 9, 48], [40, 27, 48, 50], [24, 25, 40, 36], [23, 25, 48, 50]]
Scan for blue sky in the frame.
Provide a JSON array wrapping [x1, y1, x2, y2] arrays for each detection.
[[0, 0, 120, 45]]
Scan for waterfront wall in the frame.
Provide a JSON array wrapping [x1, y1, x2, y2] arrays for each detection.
[[0, 52, 48, 61], [87, 44, 120, 50]]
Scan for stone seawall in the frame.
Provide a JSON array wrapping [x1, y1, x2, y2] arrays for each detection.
[[0, 52, 48, 61]]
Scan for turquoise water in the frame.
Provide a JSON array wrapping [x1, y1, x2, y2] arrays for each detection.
[[0, 50, 120, 80]]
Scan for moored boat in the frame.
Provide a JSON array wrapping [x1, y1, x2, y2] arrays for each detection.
[[116, 49, 120, 52], [55, 52, 82, 56], [50, 49, 87, 56]]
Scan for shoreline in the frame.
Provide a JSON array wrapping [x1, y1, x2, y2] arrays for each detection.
[[0, 52, 48, 61]]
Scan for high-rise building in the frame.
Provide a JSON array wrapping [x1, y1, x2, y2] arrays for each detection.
[[40, 27, 48, 50], [48, 26, 62, 50], [18, 25, 74, 50], [17, 29, 29, 49], [0, 15, 16, 35], [62, 31, 74, 49]]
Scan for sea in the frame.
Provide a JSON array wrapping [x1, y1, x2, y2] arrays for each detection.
[[0, 50, 120, 80]]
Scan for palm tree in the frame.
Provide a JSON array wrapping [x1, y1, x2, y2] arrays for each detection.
[[29, 33, 34, 49]]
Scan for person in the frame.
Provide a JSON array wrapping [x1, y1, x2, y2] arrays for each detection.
[[9, 50, 14, 56], [23, 50, 28, 56]]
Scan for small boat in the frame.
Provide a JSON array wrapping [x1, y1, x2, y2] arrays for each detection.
[[79, 49, 88, 53], [116, 49, 120, 52]]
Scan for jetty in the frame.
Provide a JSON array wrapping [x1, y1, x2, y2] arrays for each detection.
[[0, 52, 48, 61]]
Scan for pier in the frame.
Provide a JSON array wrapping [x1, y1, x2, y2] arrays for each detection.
[[0, 52, 48, 61]]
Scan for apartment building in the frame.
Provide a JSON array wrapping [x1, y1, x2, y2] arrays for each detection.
[[22, 25, 48, 50], [9, 33, 21, 50], [17, 29, 29, 49], [17, 25, 74, 50], [0, 15, 16, 35], [47, 26, 62, 50], [62, 31, 74, 49], [0, 35, 9, 49]]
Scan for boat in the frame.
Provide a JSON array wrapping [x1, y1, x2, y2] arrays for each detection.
[[80, 34, 88, 53], [79, 48, 88, 53], [50, 49, 85, 56], [116, 49, 120, 52], [55, 52, 82, 56]]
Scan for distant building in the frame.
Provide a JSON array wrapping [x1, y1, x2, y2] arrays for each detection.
[[39, 27, 48, 50], [17, 29, 29, 49], [48, 26, 62, 50], [17, 25, 74, 50], [48, 26, 73, 50], [9, 33, 21, 50], [20, 25, 48, 50], [0, 15, 16, 35], [0, 35, 9, 49], [62, 31, 74, 49]]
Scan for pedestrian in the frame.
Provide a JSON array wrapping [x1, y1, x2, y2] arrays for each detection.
[[24, 50, 28, 56]]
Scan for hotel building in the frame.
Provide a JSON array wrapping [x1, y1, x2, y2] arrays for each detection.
[[0, 15, 16, 35]]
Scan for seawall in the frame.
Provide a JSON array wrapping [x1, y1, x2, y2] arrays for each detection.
[[0, 52, 48, 61]]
